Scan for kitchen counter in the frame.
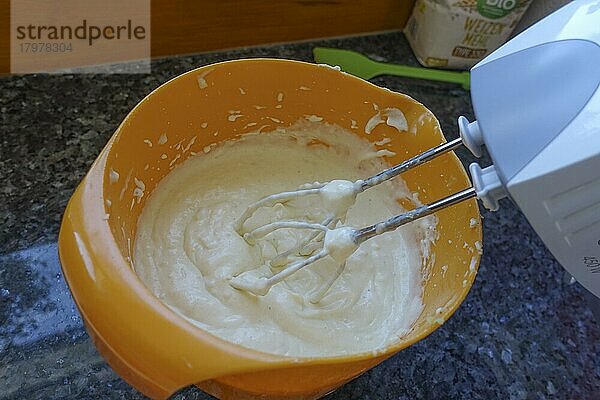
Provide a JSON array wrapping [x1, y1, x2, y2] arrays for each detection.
[[1, 32, 599, 399]]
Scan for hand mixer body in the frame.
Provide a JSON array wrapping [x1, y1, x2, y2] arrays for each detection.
[[463, 0, 600, 298]]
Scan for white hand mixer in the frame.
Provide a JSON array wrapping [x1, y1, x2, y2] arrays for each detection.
[[231, 0, 600, 299]]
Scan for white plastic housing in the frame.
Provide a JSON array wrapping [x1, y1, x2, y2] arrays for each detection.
[[469, 0, 600, 297]]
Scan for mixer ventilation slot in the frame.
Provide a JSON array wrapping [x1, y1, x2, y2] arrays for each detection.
[[544, 176, 600, 247]]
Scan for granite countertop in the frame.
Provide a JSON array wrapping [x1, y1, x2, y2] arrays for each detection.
[[1, 32, 599, 400]]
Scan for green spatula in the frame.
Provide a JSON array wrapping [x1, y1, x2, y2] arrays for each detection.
[[313, 47, 470, 90]]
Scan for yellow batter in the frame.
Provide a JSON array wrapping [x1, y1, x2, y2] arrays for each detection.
[[134, 120, 435, 357]]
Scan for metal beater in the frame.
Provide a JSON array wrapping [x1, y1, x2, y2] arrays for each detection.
[[231, 137, 474, 297]]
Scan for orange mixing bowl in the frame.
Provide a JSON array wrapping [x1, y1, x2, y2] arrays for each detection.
[[58, 59, 482, 399]]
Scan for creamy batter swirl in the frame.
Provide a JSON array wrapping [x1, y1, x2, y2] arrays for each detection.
[[134, 120, 433, 357]]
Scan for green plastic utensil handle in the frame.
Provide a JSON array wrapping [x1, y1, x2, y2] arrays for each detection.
[[378, 62, 471, 90], [313, 47, 470, 90]]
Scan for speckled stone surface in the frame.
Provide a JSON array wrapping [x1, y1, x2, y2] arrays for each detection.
[[1, 32, 599, 400]]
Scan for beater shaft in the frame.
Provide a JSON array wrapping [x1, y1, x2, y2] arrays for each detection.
[[360, 137, 463, 191], [353, 187, 477, 244]]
